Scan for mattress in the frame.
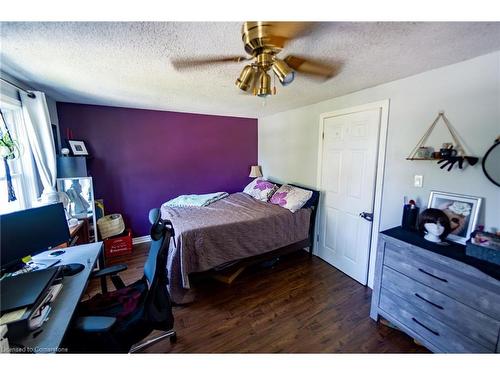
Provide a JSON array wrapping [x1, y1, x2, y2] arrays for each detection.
[[161, 192, 312, 303]]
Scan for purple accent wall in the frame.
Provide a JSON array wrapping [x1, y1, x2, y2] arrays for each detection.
[[57, 103, 257, 236]]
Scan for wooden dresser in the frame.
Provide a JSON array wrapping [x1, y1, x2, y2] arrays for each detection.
[[370, 227, 500, 353]]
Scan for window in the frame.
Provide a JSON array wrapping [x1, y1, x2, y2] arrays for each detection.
[[0, 102, 38, 214]]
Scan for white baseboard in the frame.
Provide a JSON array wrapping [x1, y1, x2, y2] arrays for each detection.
[[132, 235, 151, 245]]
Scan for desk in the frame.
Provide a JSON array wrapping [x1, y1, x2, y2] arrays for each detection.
[[69, 219, 90, 245], [11, 242, 102, 353]]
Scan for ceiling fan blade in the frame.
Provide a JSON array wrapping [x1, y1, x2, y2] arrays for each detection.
[[284, 55, 340, 80], [242, 22, 315, 51], [171, 56, 250, 70], [267, 22, 315, 40]]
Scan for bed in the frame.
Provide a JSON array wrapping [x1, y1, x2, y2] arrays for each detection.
[[160, 184, 319, 303]]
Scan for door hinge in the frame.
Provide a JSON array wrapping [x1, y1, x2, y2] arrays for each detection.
[[316, 234, 320, 242], [322, 132, 324, 140]]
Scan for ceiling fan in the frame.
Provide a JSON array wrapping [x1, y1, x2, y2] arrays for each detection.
[[172, 22, 340, 97]]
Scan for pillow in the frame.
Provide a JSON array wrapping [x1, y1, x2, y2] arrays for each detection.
[[243, 178, 278, 202], [269, 184, 313, 212]]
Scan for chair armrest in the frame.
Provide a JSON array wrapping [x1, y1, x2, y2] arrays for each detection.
[[74, 316, 117, 333], [91, 264, 128, 278]]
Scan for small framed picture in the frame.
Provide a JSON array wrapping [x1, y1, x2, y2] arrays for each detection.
[[67, 140, 89, 156], [428, 191, 482, 244]]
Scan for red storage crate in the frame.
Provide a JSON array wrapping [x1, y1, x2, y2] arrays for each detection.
[[104, 229, 133, 258]]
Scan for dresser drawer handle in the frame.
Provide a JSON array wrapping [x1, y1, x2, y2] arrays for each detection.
[[414, 293, 444, 310], [411, 317, 440, 336], [418, 268, 448, 283]]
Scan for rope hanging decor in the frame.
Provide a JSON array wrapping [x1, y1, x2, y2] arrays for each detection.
[[407, 111, 479, 171]]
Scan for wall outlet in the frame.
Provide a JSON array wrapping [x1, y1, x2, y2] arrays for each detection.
[[414, 175, 424, 188]]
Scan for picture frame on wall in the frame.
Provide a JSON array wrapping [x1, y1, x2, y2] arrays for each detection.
[[428, 191, 482, 244], [68, 139, 89, 156]]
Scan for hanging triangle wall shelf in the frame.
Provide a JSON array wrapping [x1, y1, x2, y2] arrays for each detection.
[[406, 111, 478, 171]]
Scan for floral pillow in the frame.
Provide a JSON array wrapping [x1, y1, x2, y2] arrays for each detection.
[[243, 178, 278, 202], [270, 184, 313, 212]]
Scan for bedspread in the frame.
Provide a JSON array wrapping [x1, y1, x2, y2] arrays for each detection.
[[163, 192, 228, 208], [160, 192, 312, 303]]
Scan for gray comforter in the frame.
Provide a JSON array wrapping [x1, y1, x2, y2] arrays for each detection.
[[160, 192, 312, 303]]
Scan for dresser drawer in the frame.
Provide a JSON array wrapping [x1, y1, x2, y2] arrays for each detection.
[[379, 288, 491, 353], [381, 266, 500, 350], [383, 242, 500, 320]]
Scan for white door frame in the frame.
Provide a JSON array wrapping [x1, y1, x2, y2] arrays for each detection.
[[315, 99, 390, 288]]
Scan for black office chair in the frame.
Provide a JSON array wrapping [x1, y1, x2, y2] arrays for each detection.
[[67, 208, 176, 353]]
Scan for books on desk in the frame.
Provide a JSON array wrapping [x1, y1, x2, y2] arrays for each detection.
[[0, 278, 63, 339], [0, 324, 9, 353], [29, 283, 63, 330]]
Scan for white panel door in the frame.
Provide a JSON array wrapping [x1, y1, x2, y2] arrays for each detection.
[[317, 108, 381, 285]]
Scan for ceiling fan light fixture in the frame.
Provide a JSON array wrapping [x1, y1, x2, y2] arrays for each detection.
[[257, 70, 272, 97], [235, 65, 257, 92], [272, 59, 295, 86]]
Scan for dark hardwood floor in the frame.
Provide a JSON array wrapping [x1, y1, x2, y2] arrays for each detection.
[[86, 243, 428, 353]]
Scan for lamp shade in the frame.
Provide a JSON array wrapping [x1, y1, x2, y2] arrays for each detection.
[[249, 165, 262, 178], [273, 59, 295, 86], [235, 65, 257, 92], [257, 71, 272, 97]]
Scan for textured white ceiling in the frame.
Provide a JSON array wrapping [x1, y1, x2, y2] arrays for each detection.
[[1, 22, 500, 118]]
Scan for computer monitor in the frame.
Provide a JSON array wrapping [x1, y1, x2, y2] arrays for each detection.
[[0, 203, 71, 270]]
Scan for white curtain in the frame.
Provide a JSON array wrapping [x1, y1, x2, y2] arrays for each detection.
[[20, 91, 58, 203]]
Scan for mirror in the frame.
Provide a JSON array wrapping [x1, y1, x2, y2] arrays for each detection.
[[56, 177, 98, 243], [482, 139, 500, 187]]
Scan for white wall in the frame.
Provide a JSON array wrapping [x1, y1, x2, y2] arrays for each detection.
[[259, 51, 500, 287]]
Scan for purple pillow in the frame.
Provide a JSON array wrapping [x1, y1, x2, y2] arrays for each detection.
[[243, 178, 277, 201], [269, 185, 313, 212]]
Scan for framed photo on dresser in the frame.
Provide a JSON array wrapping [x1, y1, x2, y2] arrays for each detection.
[[428, 191, 482, 244], [67, 139, 89, 156]]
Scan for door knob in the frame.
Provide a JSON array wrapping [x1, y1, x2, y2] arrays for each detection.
[[359, 212, 374, 222]]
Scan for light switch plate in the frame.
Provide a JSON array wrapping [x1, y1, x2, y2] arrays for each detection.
[[414, 175, 423, 188]]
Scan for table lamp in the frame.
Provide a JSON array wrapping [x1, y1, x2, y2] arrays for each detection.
[[249, 165, 262, 178]]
